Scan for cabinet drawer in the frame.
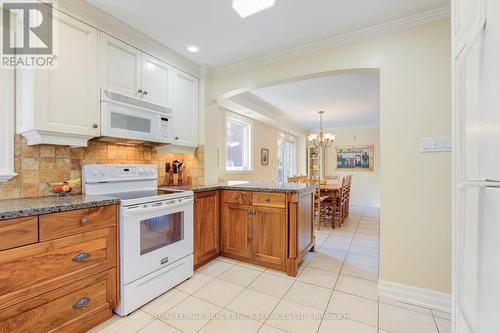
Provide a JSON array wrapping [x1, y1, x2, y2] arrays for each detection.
[[0, 269, 116, 333], [0, 217, 38, 251], [0, 228, 116, 310], [252, 192, 286, 208], [39, 205, 116, 241], [221, 190, 252, 205]]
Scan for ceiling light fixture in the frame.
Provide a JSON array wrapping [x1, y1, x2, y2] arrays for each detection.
[[187, 45, 200, 53], [232, 0, 275, 18], [308, 111, 335, 148]]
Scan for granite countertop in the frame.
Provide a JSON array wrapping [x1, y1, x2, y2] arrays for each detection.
[[0, 195, 120, 221], [161, 181, 316, 194]]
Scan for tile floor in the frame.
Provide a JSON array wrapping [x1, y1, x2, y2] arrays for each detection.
[[89, 206, 451, 333]]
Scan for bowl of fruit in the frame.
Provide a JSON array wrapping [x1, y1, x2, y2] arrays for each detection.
[[48, 178, 81, 196]]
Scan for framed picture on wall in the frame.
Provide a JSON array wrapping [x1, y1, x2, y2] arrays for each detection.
[[335, 145, 374, 172], [261, 148, 269, 166]]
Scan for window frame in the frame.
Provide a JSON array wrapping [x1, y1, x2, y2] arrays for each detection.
[[277, 135, 297, 183], [225, 113, 253, 173]]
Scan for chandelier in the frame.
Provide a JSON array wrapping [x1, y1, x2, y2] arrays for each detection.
[[308, 111, 335, 148]]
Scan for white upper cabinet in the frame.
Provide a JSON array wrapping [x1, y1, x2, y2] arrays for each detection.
[[101, 35, 173, 108], [142, 54, 173, 107], [172, 70, 199, 147], [17, 10, 99, 147], [101, 34, 142, 99]]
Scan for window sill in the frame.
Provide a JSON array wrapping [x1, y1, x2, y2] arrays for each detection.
[[225, 169, 254, 174]]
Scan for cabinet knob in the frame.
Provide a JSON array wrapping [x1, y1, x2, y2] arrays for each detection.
[[80, 218, 89, 225], [138, 89, 143, 94], [143, 90, 148, 95], [72, 252, 91, 262], [92, 124, 98, 129], [265, 198, 271, 202], [73, 297, 91, 309], [175, 136, 179, 140]]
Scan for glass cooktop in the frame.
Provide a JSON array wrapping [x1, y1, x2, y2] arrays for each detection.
[[106, 189, 179, 201]]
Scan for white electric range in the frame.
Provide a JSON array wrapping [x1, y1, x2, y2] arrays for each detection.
[[83, 164, 194, 316]]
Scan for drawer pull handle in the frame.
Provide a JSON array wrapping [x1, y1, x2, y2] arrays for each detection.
[[73, 297, 91, 309], [80, 218, 89, 225], [265, 198, 271, 202], [73, 252, 91, 262]]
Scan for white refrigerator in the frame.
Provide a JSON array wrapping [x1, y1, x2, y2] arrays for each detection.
[[452, 0, 500, 332]]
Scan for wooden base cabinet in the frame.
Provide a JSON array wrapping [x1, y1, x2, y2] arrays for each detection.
[[0, 205, 118, 333], [220, 204, 253, 259], [194, 191, 220, 268], [252, 206, 287, 267]]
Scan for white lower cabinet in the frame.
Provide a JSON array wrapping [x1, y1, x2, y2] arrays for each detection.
[[16, 11, 100, 147]]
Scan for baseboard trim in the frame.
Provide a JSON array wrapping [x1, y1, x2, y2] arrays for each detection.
[[378, 279, 451, 313]]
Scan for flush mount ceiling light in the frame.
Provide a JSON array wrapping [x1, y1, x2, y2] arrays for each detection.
[[232, 0, 275, 18], [187, 45, 200, 53]]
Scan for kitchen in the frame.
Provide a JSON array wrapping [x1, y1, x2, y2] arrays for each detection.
[[1, 0, 496, 332]]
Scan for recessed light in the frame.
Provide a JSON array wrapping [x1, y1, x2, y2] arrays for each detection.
[[232, 0, 275, 18], [187, 45, 200, 53]]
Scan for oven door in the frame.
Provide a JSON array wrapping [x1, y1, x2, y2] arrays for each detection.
[[121, 197, 193, 285]]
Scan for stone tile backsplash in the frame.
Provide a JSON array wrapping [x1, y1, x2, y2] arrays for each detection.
[[0, 135, 205, 200]]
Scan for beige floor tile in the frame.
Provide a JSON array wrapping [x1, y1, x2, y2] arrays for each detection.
[[175, 272, 213, 294], [318, 318, 377, 333], [378, 296, 432, 315], [432, 309, 452, 320], [137, 320, 182, 333], [379, 303, 438, 333], [142, 289, 189, 315], [297, 267, 338, 289], [87, 310, 153, 333], [302, 251, 314, 263], [265, 268, 296, 280], [266, 299, 323, 333], [219, 265, 263, 287], [346, 253, 379, 268], [237, 261, 267, 272], [162, 296, 222, 333], [248, 272, 295, 298], [351, 238, 379, 249], [327, 291, 378, 327], [199, 309, 262, 333], [341, 262, 379, 281], [335, 275, 378, 301], [226, 288, 281, 322], [196, 259, 234, 277], [258, 324, 288, 333], [435, 317, 451, 333], [283, 281, 332, 311], [320, 240, 351, 252], [307, 253, 344, 273], [349, 244, 380, 257], [194, 278, 244, 307], [355, 233, 379, 241], [216, 256, 240, 264]]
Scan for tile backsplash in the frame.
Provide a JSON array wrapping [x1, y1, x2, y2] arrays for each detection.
[[0, 135, 205, 200]]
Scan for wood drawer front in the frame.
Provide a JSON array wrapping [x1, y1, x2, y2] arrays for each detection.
[[222, 190, 252, 205], [0, 228, 116, 310], [0, 217, 38, 251], [39, 205, 117, 241], [0, 269, 116, 333], [252, 192, 286, 208]]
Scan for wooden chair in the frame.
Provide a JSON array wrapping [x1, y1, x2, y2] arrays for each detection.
[[332, 176, 349, 227], [344, 175, 352, 219], [310, 178, 333, 230]]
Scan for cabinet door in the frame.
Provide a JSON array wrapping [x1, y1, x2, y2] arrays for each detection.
[[252, 207, 287, 267], [141, 54, 173, 107], [100, 34, 142, 99], [36, 12, 99, 136], [221, 203, 252, 258], [173, 70, 199, 147], [194, 191, 219, 267]]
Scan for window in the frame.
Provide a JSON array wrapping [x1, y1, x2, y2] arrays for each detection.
[[277, 137, 296, 182], [226, 115, 252, 171]]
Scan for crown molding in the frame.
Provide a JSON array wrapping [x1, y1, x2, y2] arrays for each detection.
[[212, 5, 451, 76]]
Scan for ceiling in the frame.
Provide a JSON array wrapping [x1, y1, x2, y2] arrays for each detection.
[[86, 0, 447, 68], [250, 73, 380, 130]]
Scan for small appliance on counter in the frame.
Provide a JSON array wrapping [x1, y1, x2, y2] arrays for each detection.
[[166, 160, 185, 186], [83, 164, 194, 316]]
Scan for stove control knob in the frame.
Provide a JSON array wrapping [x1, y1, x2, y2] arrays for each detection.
[[138, 168, 145, 175]]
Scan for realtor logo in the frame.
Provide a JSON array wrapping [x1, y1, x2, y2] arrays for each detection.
[[2, 1, 56, 67]]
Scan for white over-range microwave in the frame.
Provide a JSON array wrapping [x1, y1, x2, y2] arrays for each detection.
[[98, 90, 173, 145]]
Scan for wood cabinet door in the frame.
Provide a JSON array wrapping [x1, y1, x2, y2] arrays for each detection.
[[194, 191, 219, 266], [100, 34, 142, 99], [36, 11, 99, 136], [252, 207, 287, 267], [141, 54, 173, 107], [220, 203, 252, 259], [172, 70, 199, 147]]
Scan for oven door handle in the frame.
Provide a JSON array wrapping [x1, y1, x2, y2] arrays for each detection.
[[124, 198, 193, 216]]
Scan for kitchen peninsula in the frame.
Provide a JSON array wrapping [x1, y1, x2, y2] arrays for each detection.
[[164, 182, 316, 277]]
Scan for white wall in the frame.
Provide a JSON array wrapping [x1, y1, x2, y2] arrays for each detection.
[[323, 127, 380, 207], [208, 20, 452, 294]]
